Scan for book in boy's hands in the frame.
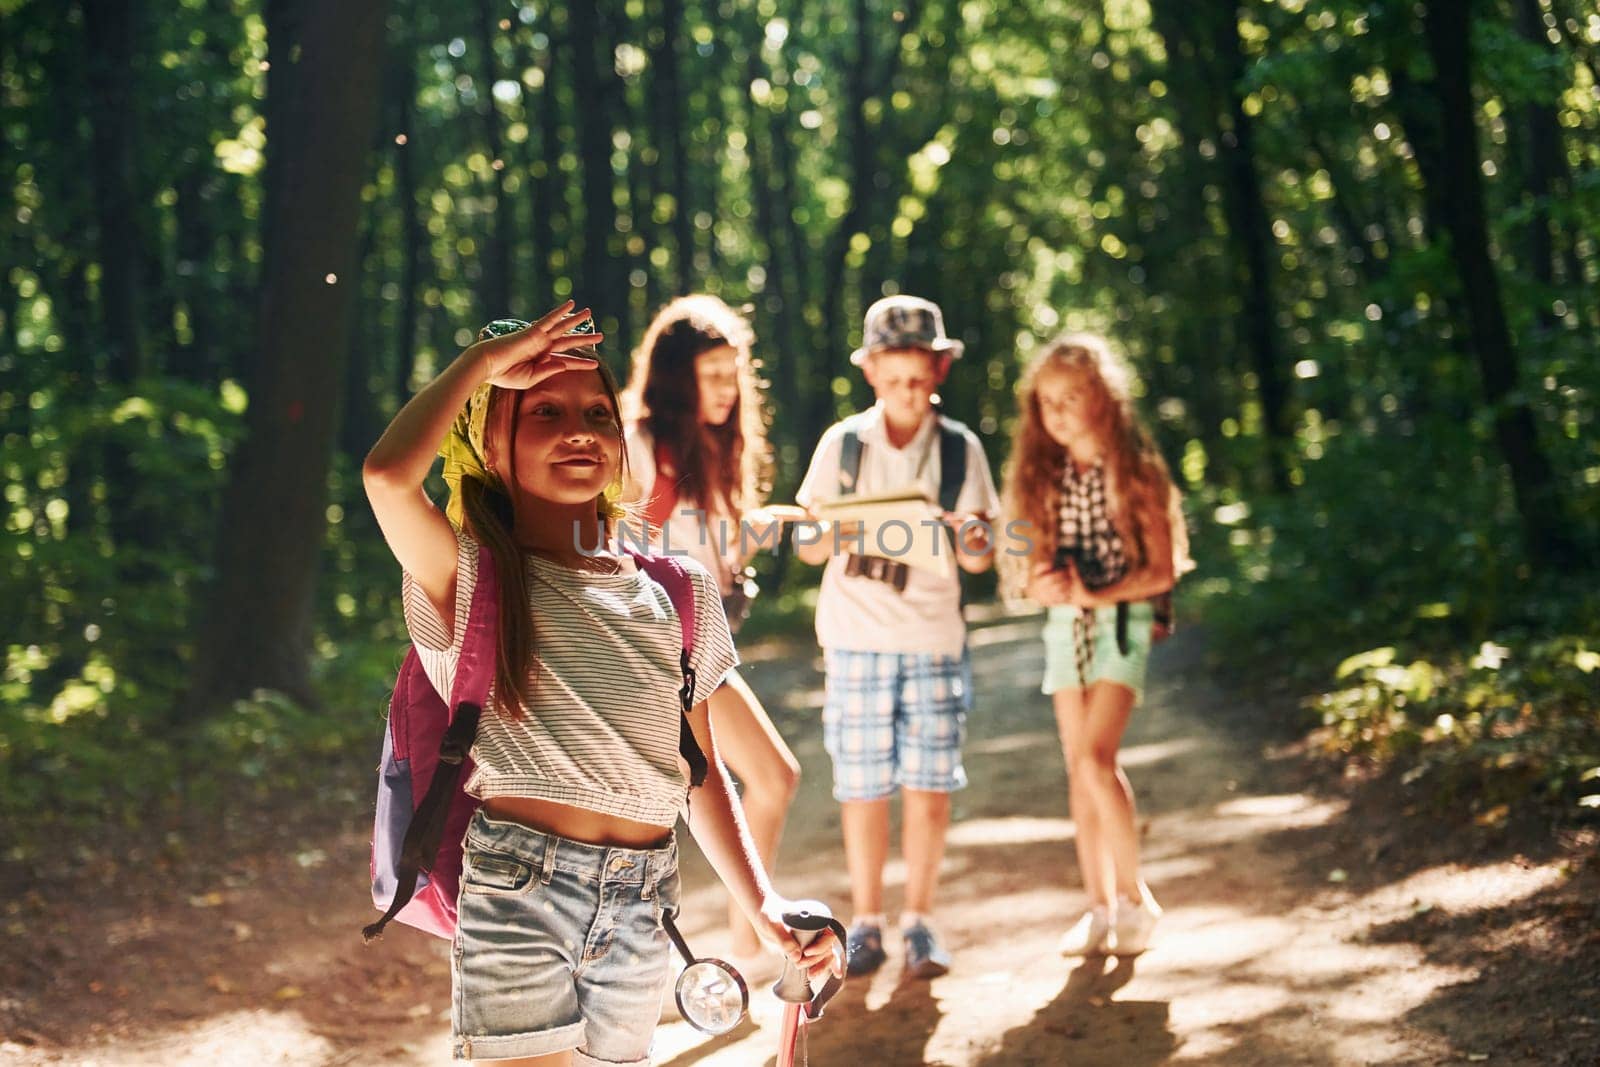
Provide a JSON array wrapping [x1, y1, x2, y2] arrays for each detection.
[[808, 488, 953, 579]]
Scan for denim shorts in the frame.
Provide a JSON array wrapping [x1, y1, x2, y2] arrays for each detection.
[[821, 648, 972, 802], [1040, 602, 1155, 705], [452, 810, 680, 1064]]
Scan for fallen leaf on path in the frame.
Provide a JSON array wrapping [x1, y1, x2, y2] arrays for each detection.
[[274, 985, 305, 1000], [188, 891, 225, 908], [1327, 868, 1348, 883], [1475, 804, 1509, 827], [205, 974, 234, 994]]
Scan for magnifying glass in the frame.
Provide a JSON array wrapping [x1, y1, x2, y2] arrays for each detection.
[[661, 911, 748, 1035]]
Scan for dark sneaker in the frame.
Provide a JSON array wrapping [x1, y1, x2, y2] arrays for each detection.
[[845, 921, 888, 977], [901, 921, 951, 979]]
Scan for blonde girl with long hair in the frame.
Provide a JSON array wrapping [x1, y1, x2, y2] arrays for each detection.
[[620, 295, 801, 980], [1001, 330, 1192, 958], [363, 302, 838, 1066]]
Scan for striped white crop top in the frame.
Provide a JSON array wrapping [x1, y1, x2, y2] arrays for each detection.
[[401, 527, 739, 827]]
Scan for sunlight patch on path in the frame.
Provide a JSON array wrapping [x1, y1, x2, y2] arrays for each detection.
[[1354, 859, 1567, 921], [68, 1011, 337, 1066]]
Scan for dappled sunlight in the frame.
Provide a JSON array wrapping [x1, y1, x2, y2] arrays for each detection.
[[964, 728, 1057, 756], [945, 814, 1075, 847], [1213, 792, 1334, 819], [775, 684, 827, 712], [1355, 859, 1567, 920], [1135, 851, 1217, 884], [62, 1010, 371, 1066], [1151, 793, 1346, 852], [967, 618, 1048, 649], [1118, 735, 1206, 768]]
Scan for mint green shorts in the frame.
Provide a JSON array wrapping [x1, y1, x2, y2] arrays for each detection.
[[1040, 602, 1155, 705]]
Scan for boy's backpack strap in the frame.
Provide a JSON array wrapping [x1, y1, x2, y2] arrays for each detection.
[[362, 548, 500, 943], [837, 413, 867, 496], [629, 552, 710, 789], [840, 413, 967, 511], [935, 415, 969, 513]]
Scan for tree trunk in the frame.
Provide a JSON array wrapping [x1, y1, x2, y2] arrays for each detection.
[[653, 0, 694, 293], [1420, 0, 1577, 569], [475, 0, 513, 318], [743, 50, 799, 424], [1210, 4, 1293, 493], [188, 0, 390, 714], [82, 0, 146, 384], [568, 0, 622, 336], [393, 13, 421, 406], [530, 21, 560, 306], [1514, 0, 1588, 323], [261, 0, 304, 293]]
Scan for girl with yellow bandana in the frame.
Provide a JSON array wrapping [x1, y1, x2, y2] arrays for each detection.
[[363, 301, 840, 1065]]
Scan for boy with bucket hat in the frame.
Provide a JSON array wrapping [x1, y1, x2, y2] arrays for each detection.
[[793, 294, 1001, 978]]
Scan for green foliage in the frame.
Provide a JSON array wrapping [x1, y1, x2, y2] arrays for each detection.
[[3, 0, 1599, 850], [1314, 633, 1600, 817]]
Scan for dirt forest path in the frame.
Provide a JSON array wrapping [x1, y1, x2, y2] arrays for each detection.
[[4, 614, 1588, 1065]]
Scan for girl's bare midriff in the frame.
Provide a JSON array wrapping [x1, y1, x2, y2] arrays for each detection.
[[483, 795, 673, 849]]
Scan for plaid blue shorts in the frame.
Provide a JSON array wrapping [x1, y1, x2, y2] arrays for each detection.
[[821, 648, 972, 802]]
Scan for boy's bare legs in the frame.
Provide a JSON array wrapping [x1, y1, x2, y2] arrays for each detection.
[[707, 671, 802, 958], [840, 798, 891, 917], [900, 788, 951, 915]]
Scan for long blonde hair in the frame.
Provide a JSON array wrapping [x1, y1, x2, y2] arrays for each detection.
[[1000, 331, 1192, 598], [458, 357, 630, 714]]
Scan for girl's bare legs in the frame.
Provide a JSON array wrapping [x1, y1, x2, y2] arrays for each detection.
[[707, 669, 801, 957], [1056, 683, 1144, 893], [1062, 684, 1139, 902], [1053, 687, 1112, 906]]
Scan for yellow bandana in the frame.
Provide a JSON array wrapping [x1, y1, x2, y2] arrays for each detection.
[[438, 319, 531, 525]]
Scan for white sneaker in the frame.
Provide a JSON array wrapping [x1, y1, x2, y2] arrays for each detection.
[[1111, 890, 1162, 956], [1058, 905, 1112, 956]]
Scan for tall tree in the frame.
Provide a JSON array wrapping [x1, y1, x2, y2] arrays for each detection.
[[568, 0, 623, 337], [475, 0, 514, 317], [1150, 0, 1293, 492], [813, 0, 925, 448], [82, 0, 147, 383], [188, 0, 390, 712], [653, 0, 696, 293], [1418, 0, 1577, 569]]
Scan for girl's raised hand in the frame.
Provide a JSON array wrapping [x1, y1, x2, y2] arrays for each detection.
[[473, 300, 606, 390]]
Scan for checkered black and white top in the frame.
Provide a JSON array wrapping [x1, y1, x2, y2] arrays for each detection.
[[1057, 460, 1129, 584]]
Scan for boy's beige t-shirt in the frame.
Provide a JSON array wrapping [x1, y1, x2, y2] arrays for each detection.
[[795, 404, 1001, 656]]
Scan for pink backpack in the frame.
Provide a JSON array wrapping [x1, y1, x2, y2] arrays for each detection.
[[363, 549, 708, 942]]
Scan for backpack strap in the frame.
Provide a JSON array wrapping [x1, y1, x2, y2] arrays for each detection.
[[837, 414, 867, 496], [363, 548, 500, 944], [630, 552, 710, 789], [935, 415, 969, 513], [841, 413, 968, 512]]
